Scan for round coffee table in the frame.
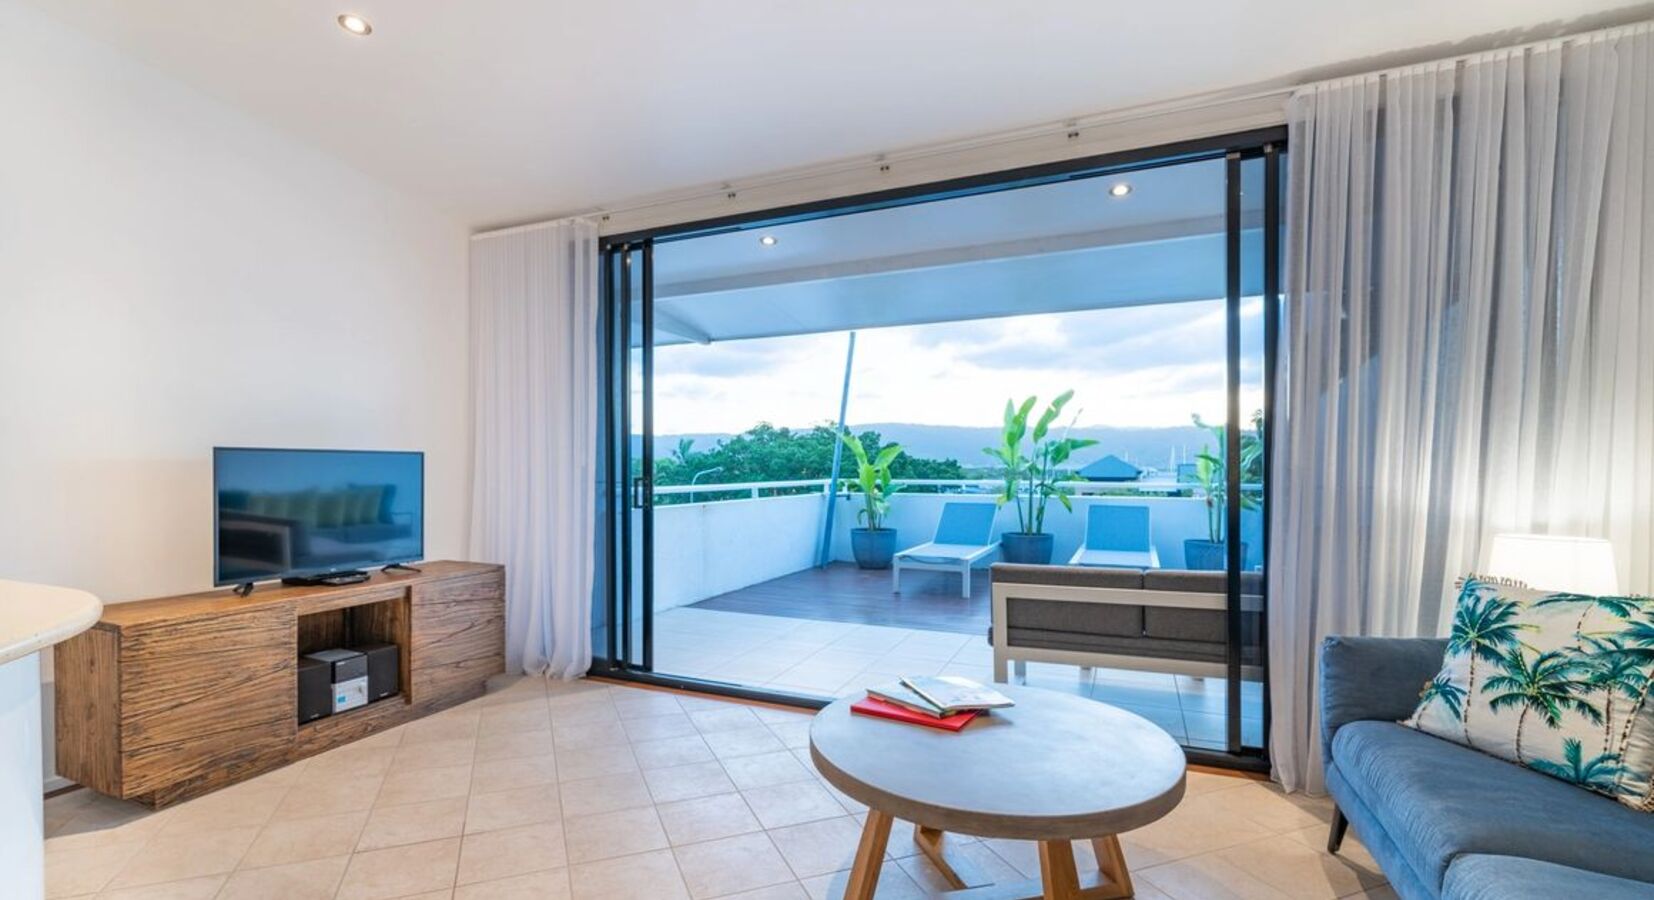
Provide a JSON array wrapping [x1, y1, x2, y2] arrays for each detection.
[[810, 684, 1185, 899]]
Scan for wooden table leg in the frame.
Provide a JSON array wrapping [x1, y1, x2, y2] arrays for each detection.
[[913, 825, 991, 890], [1007, 836, 1131, 900], [1090, 835, 1133, 899], [844, 809, 894, 900], [1038, 840, 1082, 899]]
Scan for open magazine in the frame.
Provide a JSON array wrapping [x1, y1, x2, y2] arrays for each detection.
[[866, 676, 1013, 716]]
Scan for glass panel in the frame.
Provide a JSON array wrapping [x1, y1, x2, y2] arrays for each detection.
[[640, 155, 1240, 749], [627, 247, 649, 667], [1235, 155, 1268, 751], [591, 250, 620, 667]]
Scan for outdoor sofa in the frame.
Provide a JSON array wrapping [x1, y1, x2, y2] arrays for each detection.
[[988, 563, 1261, 681]]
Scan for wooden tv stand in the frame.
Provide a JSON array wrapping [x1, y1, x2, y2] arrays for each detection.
[[53, 560, 504, 808]]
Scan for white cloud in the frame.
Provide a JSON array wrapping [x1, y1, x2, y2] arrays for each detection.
[[651, 299, 1265, 435]]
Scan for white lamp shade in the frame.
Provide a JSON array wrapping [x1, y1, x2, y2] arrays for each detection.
[[1484, 533, 1620, 595]]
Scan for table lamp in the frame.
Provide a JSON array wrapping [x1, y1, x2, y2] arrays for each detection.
[[1484, 533, 1620, 595]]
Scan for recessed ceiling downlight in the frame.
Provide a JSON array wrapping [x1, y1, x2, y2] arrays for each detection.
[[1108, 182, 1132, 198], [337, 13, 373, 36], [759, 235, 778, 247]]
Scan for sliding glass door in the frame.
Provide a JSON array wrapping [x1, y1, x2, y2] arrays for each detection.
[[596, 132, 1283, 765]]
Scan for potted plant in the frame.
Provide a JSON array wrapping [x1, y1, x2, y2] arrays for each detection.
[[983, 391, 1098, 564], [838, 430, 903, 569], [1184, 412, 1262, 570]]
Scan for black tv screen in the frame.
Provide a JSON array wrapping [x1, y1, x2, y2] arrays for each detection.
[[214, 447, 424, 585]]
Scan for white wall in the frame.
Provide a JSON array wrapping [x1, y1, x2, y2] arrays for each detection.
[[0, 2, 471, 785], [641, 494, 826, 610]]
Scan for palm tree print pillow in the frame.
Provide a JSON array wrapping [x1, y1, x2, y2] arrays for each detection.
[[1405, 577, 1654, 810]]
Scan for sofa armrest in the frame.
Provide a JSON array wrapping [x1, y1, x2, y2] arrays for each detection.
[[1318, 635, 1447, 766]]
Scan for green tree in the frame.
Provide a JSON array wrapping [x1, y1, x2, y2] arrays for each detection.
[[651, 423, 964, 501], [1528, 738, 1623, 793], [1446, 584, 1530, 744], [1483, 648, 1601, 764]]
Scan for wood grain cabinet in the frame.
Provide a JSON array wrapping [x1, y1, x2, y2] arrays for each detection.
[[54, 561, 504, 808]]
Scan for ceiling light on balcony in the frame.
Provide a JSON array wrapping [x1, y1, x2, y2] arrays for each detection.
[[759, 235, 778, 247], [337, 13, 373, 36], [1108, 183, 1132, 198]]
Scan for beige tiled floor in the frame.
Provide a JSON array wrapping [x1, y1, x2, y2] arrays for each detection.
[[45, 676, 1390, 900]]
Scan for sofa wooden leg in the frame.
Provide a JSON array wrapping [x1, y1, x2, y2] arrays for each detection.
[[1327, 806, 1349, 853]]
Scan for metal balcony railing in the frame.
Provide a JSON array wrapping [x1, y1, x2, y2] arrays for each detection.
[[652, 477, 1263, 503]]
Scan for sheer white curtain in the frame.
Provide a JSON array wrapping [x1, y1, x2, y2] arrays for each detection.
[[469, 218, 600, 679], [1271, 24, 1653, 793]]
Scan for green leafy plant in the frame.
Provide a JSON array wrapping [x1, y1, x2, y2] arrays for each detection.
[[983, 391, 1098, 535], [837, 430, 903, 530], [1190, 412, 1264, 543]]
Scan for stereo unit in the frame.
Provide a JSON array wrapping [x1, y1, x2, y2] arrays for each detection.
[[351, 642, 399, 702], [303, 648, 368, 714], [297, 656, 332, 723]]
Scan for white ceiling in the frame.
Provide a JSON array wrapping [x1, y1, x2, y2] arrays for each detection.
[[29, 0, 1642, 228], [654, 159, 1231, 286], [642, 157, 1267, 344]]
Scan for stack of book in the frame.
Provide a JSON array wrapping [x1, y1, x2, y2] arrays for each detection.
[[851, 675, 1014, 731]]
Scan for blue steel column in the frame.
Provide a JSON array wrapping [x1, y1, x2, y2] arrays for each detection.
[[817, 332, 858, 567]]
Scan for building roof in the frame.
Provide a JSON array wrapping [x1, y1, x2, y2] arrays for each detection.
[[1079, 454, 1142, 481]]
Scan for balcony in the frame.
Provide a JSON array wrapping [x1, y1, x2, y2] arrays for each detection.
[[644, 477, 1262, 608], [643, 478, 1264, 749]]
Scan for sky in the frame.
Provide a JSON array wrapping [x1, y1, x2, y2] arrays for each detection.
[[651, 297, 1265, 436]]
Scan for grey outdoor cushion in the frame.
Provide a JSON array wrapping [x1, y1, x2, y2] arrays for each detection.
[[1141, 569, 1264, 594], [1141, 608, 1263, 649], [1142, 607, 1225, 643], [1005, 628, 1230, 663], [991, 563, 1144, 589], [1005, 597, 1143, 638]]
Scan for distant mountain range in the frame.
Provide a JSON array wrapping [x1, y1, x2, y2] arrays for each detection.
[[657, 422, 1216, 472]]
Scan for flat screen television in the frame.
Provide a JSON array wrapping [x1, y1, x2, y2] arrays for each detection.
[[214, 447, 424, 587]]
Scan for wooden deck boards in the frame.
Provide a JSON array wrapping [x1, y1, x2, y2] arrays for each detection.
[[687, 562, 990, 635]]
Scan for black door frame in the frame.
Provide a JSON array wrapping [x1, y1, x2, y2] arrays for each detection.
[[593, 127, 1286, 770]]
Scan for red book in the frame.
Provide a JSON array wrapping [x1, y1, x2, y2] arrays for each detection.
[[851, 697, 980, 731]]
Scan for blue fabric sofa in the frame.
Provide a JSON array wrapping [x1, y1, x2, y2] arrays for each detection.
[[1320, 636, 1654, 900]]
